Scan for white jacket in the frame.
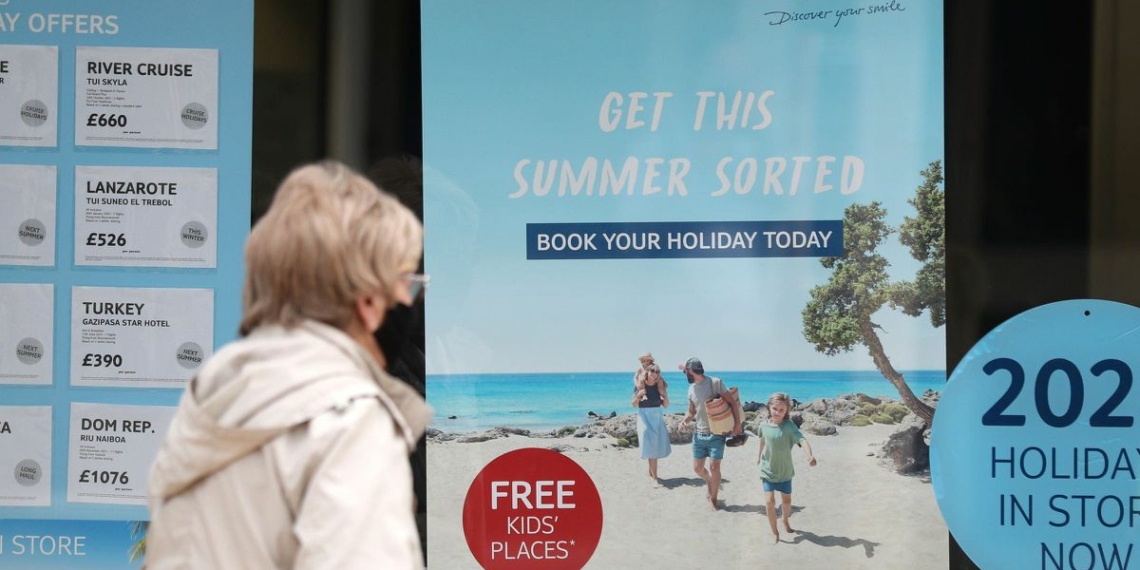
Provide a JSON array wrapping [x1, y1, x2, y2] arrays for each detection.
[[146, 320, 432, 569]]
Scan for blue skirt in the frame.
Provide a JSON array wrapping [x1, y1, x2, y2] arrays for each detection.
[[637, 407, 672, 459]]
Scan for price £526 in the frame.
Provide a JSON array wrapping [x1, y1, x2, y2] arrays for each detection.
[[86, 233, 127, 247]]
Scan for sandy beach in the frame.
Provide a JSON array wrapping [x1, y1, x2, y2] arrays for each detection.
[[426, 421, 948, 570]]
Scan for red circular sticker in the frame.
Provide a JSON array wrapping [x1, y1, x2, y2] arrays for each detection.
[[462, 448, 603, 570]]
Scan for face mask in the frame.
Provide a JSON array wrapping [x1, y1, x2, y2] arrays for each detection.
[[373, 300, 424, 390]]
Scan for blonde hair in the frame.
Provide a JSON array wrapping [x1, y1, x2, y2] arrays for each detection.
[[767, 392, 792, 422], [239, 160, 422, 335]]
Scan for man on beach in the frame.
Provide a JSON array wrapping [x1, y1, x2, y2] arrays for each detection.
[[677, 357, 742, 511]]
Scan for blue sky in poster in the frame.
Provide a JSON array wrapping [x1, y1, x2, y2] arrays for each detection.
[[422, 0, 944, 375]]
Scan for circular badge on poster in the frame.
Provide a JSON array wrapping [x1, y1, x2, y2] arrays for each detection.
[[180, 221, 208, 248], [18, 219, 46, 246], [175, 342, 204, 370], [462, 448, 602, 570], [14, 459, 43, 487], [20, 100, 48, 127], [931, 299, 1140, 570], [180, 103, 209, 130], [16, 337, 44, 365]]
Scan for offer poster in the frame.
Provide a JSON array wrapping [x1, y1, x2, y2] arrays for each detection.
[[74, 166, 218, 268], [0, 44, 58, 147], [66, 403, 175, 506], [0, 283, 53, 385], [0, 0, 252, 564], [0, 164, 56, 267], [423, 1, 947, 569], [0, 406, 52, 507], [70, 286, 213, 388], [75, 46, 218, 150]]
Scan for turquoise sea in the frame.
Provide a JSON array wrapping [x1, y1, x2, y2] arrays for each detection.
[[427, 370, 945, 433]]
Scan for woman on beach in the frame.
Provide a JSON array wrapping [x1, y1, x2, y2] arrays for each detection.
[[632, 363, 671, 481], [756, 392, 816, 544]]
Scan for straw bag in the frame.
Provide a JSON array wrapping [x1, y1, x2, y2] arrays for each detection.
[[705, 396, 734, 435]]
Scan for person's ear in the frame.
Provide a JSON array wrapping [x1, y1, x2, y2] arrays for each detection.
[[354, 294, 387, 333]]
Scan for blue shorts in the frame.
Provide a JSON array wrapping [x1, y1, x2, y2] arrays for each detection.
[[692, 433, 726, 460], [763, 479, 793, 494]]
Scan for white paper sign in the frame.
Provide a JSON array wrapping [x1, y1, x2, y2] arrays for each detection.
[[70, 286, 213, 388], [74, 166, 218, 268], [0, 283, 53, 386], [0, 45, 58, 147], [0, 164, 57, 267], [67, 403, 174, 506], [0, 406, 52, 507], [75, 46, 218, 149]]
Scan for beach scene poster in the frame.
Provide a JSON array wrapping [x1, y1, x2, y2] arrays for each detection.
[[422, 0, 947, 568]]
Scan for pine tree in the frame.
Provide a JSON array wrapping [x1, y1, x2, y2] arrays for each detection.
[[802, 161, 945, 425]]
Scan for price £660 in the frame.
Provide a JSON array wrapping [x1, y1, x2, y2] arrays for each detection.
[[82, 353, 122, 367], [86, 113, 128, 127], [78, 470, 129, 485]]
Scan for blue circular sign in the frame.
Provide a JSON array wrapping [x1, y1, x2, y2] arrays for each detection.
[[932, 299, 1140, 569]]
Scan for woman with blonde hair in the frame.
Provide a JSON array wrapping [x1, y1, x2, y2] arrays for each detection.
[[146, 160, 431, 569], [632, 362, 671, 482]]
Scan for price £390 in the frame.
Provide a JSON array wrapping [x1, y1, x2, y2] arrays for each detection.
[[81, 353, 123, 367], [77, 470, 129, 485]]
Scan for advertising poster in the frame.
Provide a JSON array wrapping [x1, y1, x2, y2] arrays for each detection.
[[75, 46, 218, 150], [0, 406, 52, 507], [0, 44, 58, 147], [0, 164, 56, 267], [74, 166, 218, 268], [0, 1, 251, 567], [66, 403, 175, 506], [0, 283, 53, 385], [932, 300, 1140, 570], [70, 286, 213, 389], [422, 1, 946, 569]]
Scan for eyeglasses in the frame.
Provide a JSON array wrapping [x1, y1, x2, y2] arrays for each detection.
[[402, 273, 430, 299]]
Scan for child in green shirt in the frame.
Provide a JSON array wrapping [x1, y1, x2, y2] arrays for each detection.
[[756, 392, 817, 544]]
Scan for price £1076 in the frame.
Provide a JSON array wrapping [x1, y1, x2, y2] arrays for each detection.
[[78, 470, 129, 485]]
